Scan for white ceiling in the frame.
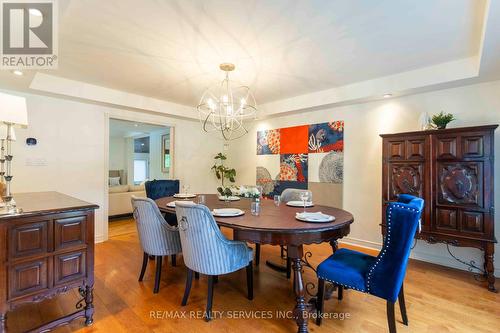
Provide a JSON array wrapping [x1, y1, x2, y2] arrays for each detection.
[[1, 0, 498, 119], [51, 0, 486, 105], [109, 118, 168, 138]]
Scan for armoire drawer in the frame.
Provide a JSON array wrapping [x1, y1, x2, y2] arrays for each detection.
[[54, 250, 87, 285], [54, 215, 87, 250], [8, 219, 50, 259], [8, 257, 49, 299]]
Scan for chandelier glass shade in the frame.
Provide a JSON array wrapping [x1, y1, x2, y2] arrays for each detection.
[[197, 63, 257, 141]]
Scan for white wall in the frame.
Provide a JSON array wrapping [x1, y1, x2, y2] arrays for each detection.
[[229, 79, 500, 276], [7, 90, 224, 242], [109, 137, 126, 171]]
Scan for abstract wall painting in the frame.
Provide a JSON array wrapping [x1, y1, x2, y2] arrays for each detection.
[[257, 120, 344, 197], [308, 121, 344, 153], [257, 129, 280, 155]]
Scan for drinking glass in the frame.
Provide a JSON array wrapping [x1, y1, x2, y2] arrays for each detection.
[[299, 191, 311, 213], [182, 184, 190, 196], [273, 195, 281, 207], [197, 194, 206, 205], [251, 201, 261, 216]]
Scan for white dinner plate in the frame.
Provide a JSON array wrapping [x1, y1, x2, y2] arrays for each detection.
[[295, 212, 335, 223], [218, 196, 241, 201], [166, 200, 194, 208], [286, 201, 314, 208], [173, 193, 197, 199], [212, 208, 245, 217]]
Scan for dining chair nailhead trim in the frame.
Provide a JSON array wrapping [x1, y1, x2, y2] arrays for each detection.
[[317, 275, 365, 292], [366, 203, 418, 293]]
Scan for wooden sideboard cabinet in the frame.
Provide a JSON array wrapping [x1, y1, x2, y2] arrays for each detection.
[[381, 125, 498, 292], [0, 192, 98, 332]]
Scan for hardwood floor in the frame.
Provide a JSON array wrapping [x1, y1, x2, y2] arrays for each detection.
[[6, 218, 499, 333]]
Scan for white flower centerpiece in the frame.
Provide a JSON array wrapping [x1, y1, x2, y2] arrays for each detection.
[[233, 185, 262, 201]]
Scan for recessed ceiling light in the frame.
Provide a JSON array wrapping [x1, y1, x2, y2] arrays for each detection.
[[12, 70, 23, 76], [134, 124, 139, 127], [383, 93, 392, 98]]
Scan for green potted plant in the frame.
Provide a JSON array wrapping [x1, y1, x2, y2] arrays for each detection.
[[211, 152, 236, 198], [432, 111, 456, 129]]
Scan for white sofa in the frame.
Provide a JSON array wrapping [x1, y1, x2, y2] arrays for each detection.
[[109, 184, 146, 217]]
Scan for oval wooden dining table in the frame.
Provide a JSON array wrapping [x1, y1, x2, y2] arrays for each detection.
[[156, 194, 354, 333]]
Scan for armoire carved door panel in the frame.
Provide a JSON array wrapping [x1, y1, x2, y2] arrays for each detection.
[[436, 136, 458, 159], [437, 162, 483, 208], [389, 163, 424, 199], [387, 140, 405, 160], [462, 135, 484, 158], [406, 138, 426, 160]]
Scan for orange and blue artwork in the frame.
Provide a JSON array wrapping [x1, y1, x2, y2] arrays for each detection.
[[308, 121, 344, 153], [256, 120, 344, 197]]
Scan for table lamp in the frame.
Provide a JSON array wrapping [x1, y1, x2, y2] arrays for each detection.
[[0, 92, 28, 214]]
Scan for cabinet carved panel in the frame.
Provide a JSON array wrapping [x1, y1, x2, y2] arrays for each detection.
[[406, 139, 425, 159], [55, 216, 86, 250], [54, 250, 86, 285], [9, 221, 49, 258], [389, 164, 423, 198], [9, 258, 49, 299], [388, 140, 405, 159], [461, 211, 484, 234], [462, 136, 484, 158], [437, 136, 458, 159], [438, 163, 482, 207], [436, 208, 458, 231]]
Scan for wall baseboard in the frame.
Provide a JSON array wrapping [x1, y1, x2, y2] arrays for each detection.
[[95, 234, 106, 243], [340, 237, 500, 277]]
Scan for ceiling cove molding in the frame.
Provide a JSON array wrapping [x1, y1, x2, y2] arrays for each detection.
[[29, 73, 199, 120], [259, 56, 480, 117]]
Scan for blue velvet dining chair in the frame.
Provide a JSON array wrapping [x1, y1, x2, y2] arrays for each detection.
[[145, 179, 180, 200], [315, 194, 424, 333], [145, 180, 180, 244], [175, 201, 254, 321], [131, 196, 182, 294]]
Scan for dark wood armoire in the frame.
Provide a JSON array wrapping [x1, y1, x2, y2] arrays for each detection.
[[380, 125, 497, 292]]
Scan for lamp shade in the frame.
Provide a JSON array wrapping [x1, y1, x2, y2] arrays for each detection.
[[0, 92, 28, 126]]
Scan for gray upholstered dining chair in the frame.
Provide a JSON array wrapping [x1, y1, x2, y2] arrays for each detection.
[[175, 201, 254, 321], [263, 188, 313, 278], [280, 188, 312, 203], [131, 196, 182, 293]]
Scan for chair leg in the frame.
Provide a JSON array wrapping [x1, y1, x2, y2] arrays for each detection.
[[398, 284, 408, 326], [205, 276, 215, 322], [153, 256, 163, 294], [286, 257, 291, 279], [195, 272, 200, 280], [387, 301, 397, 333], [280, 245, 284, 258], [316, 278, 325, 326], [255, 244, 260, 266], [181, 269, 193, 306], [171, 254, 177, 267], [246, 262, 254, 300], [138, 252, 148, 282], [338, 285, 343, 301]]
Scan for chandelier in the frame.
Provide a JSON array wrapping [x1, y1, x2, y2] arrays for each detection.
[[197, 63, 257, 140]]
